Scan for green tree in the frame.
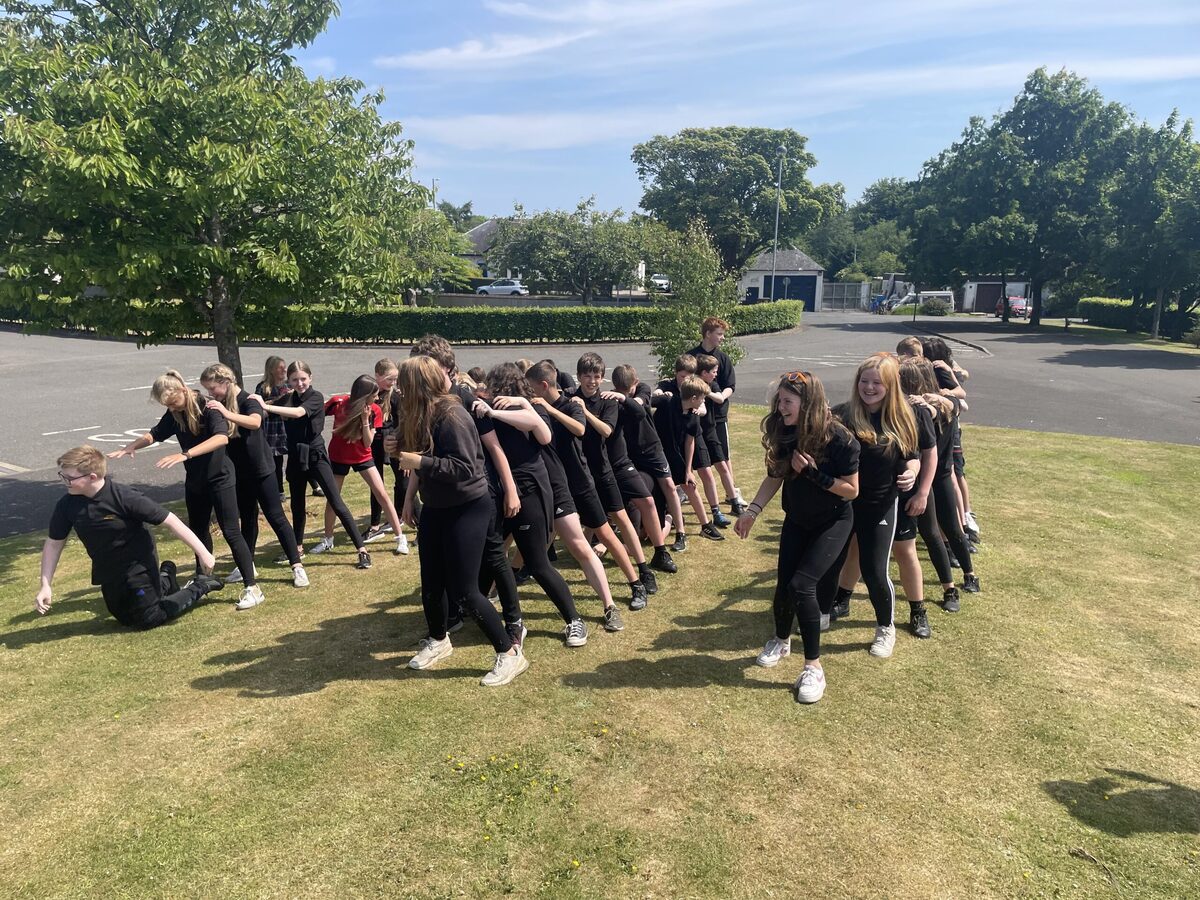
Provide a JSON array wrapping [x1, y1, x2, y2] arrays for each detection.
[[632, 126, 842, 272], [850, 177, 916, 231], [486, 200, 641, 303], [641, 220, 742, 378], [437, 199, 487, 233], [0, 1, 440, 382]]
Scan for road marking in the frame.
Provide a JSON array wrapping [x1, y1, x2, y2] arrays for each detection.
[[122, 376, 198, 391], [41, 425, 101, 436], [0, 461, 31, 475]]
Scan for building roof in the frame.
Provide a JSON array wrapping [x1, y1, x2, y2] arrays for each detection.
[[746, 248, 823, 273], [463, 218, 502, 256]]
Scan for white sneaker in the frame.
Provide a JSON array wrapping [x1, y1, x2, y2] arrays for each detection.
[[310, 535, 335, 554], [480, 650, 530, 686], [225, 564, 259, 584], [235, 584, 265, 610], [756, 637, 791, 668], [869, 624, 896, 658], [292, 564, 310, 588], [964, 510, 980, 537], [820, 613, 831, 632], [409, 636, 453, 670], [395, 533, 410, 555], [795, 664, 826, 703]]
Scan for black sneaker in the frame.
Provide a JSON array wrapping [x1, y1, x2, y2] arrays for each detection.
[[650, 546, 677, 574], [910, 606, 932, 639], [160, 560, 180, 594], [948, 549, 961, 569], [672, 533, 688, 553], [513, 566, 532, 586], [448, 615, 465, 634], [630, 582, 648, 611], [729, 497, 748, 516], [312, 485, 325, 497], [190, 573, 225, 596], [830, 594, 851, 621], [699, 523, 725, 542], [711, 508, 732, 528], [962, 574, 981, 593], [942, 587, 960, 612], [640, 567, 658, 595], [355, 549, 372, 570], [547, 545, 558, 562]]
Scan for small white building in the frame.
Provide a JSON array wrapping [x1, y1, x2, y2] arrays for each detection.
[[962, 278, 1029, 313], [738, 249, 825, 309]]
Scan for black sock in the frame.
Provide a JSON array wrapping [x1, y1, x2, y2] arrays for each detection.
[[637, 560, 651, 576], [835, 586, 853, 604], [909, 601, 925, 613]]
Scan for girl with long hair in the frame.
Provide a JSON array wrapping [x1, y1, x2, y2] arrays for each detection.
[[388, 355, 527, 686], [109, 370, 264, 609], [307, 374, 407, 557], [251, 361, 371, 569], [255, 355, 290, 495], [826, 354, 920, 659], [199, 364, 308, 594], [734, 371, 859, 704], [363, 358, 417, 551], [921, 336, 978, 540]]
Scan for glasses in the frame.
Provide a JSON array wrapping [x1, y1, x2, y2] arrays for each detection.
[[782, 371, 812, 385], [57, 471, 89, 484]]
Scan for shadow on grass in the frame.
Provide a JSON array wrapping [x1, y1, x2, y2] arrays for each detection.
[[1, 588, 126, 648], [1042, 769, 1200, 836], [1041, 348, 1200, 371], [561, 653, 781, 690]]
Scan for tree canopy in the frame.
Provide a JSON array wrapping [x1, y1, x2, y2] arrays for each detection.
[[632, 126, 842, 272]]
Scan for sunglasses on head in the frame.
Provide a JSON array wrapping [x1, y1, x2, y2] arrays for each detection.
[[782, 371, 812, 385]]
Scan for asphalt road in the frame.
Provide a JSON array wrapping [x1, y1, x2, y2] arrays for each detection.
[[2, 312, 1197, 536]]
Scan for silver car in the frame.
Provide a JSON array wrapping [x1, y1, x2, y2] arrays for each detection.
[[477, 279, 530, 296]]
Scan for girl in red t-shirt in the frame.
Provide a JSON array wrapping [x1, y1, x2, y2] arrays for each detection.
[[312, 375, 407, 556]]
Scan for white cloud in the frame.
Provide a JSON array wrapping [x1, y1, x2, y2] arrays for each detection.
[[301, 55, 338, 75], [375, 31, 595, 69]]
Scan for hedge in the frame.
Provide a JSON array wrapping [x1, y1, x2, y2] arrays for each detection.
[[0, 299, 804, 344], [1077, 297, 1197, 334]]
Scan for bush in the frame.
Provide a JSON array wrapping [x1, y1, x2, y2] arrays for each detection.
[[1077, 297, 1198, 335], [1185, 326, 1200, 349], [919, 297, 952, 316], [728, 300, 804, 334], [889, 304, 918, 316]]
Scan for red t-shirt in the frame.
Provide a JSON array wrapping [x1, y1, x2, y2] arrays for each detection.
[[325, 395, 382, 465]]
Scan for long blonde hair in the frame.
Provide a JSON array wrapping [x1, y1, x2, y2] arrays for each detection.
[[150, 370, 203, 436], [761, 372, 839, 478], [843, 354, 918, 456], [397, 356, 459, 454], [262, 355, 287, 394], [200, 363, 241, 438]]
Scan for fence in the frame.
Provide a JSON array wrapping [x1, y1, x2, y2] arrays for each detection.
[[822, 281, 870, 311]]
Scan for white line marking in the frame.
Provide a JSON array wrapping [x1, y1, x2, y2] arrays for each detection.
[[123, 377, 197, 391], [41, 425, 101, 436], [0, 461, 31, 474]]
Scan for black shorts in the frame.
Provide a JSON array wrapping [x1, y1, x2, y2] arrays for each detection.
[[704, 430, 728, 464], [594, 471, 624, 514], [545, 459, 576, 520], [692, 439, 711, 470], [571, 486, 608, 530], [632, 452, 671, 481], [613, 462, 652, 502], [714, 419, 731, 459], [331, 459, 375, 475]]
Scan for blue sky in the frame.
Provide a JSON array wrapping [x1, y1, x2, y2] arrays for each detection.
[[295, 0, 1200, 217]]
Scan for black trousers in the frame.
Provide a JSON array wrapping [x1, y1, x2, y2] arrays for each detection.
[[821, 498, 899, 627], [100, 559, 205, 629], [774, 507, 854, 660], [478, 489, 523, 627], [236, 467, 302, 565], [418, 493, 511, 653], [185, 478, 257, 585], [286, 453, 364, 549], [369, 436, 420, 527], [932, 474, 974, 576], [506, 487, 578, 624]]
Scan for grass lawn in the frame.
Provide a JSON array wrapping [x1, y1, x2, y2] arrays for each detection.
[[1, 410, 1197, 898]]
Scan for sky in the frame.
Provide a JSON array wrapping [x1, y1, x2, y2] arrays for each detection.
[[294, 0, 1200, 217]]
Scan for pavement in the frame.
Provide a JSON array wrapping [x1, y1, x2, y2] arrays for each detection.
[[1, 311, 1197, 536]]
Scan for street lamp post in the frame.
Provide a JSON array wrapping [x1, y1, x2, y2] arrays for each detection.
[[770, 145, 786, 302]]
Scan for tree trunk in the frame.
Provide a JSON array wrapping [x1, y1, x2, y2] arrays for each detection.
[[1151, 285, 1165, 339], [1000, 270, 1010, 323], [1029, 277, 1042, 326], [208, 274, 243, 384], [1127, 290, 1144, 334]]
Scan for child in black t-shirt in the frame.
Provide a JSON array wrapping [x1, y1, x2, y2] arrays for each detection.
[[652, 370, 723, 546], [653, 356, 723, 545], [695, 354, 737, 528], [37, 445, 224, 628]]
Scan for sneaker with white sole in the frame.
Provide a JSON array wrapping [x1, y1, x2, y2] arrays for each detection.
[[480, 649, 529, 687], [409, 636, 453, 670], [756, 637, 791, 668], [235, 584, 265, 610], [363, 524, 391, 544], [395, 533, 409, 555], [311, 535, 335, 554], [964, 510, 980, 537], [869, 624, 896, 658], [291, 565, 310, 588], [795, 665, 826, 703], [225, 564, 259, 584], [820, 612, 831, 632], [603, 605, 625, 632], [564, 618, 589, 647]]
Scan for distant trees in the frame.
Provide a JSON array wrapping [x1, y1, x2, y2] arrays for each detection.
[[437, 200, 488, 233]]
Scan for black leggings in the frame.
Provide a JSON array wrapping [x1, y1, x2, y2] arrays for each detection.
[[418, 493, 511, 653], [369, 437, 420, 527], [506, 489, 578, 624], [478, 490, 523, 627], [237, 467, 301, 565], [184, 478, 257, 586], [274, 455, 285, 494], [932, 474, 973, 576], [822, 498, 898, 627], [286, 454, 364, 549], [775, 508, 854, 660], [915, 500, 954, 585]]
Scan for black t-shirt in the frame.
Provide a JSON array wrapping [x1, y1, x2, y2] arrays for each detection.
[[834, 405, 917, 508], [935, 399, 961, 478], [149, 402, 233, 486], [48, 479, 168, 584], [226, 392, 275, 480], [491, 416, 546, 494], [619, 384, 666, 466], [688, 343, 735, 423], [779, 427, 860, 526], [654, 391, 702, 468], [935, 366, 960, 392], [548, 393, 596, 493], [282, 387, 327, 453], [556, 370, 578, 392], [571, 389, 618, 480]]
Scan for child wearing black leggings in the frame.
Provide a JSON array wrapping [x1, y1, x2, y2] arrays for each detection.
[[735, 371, 860, 705], [252, 361, 370, 570]]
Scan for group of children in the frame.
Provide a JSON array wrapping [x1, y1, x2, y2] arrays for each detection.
[[35, 322, 982, 703]]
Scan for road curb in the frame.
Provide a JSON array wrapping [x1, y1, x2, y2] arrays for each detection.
[[903, 322, 993, 357]]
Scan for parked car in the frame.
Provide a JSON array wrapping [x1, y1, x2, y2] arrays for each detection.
[[649, 273, 672, 292], [995, 296, 1029, 318], [477, 279, 529, 296]]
